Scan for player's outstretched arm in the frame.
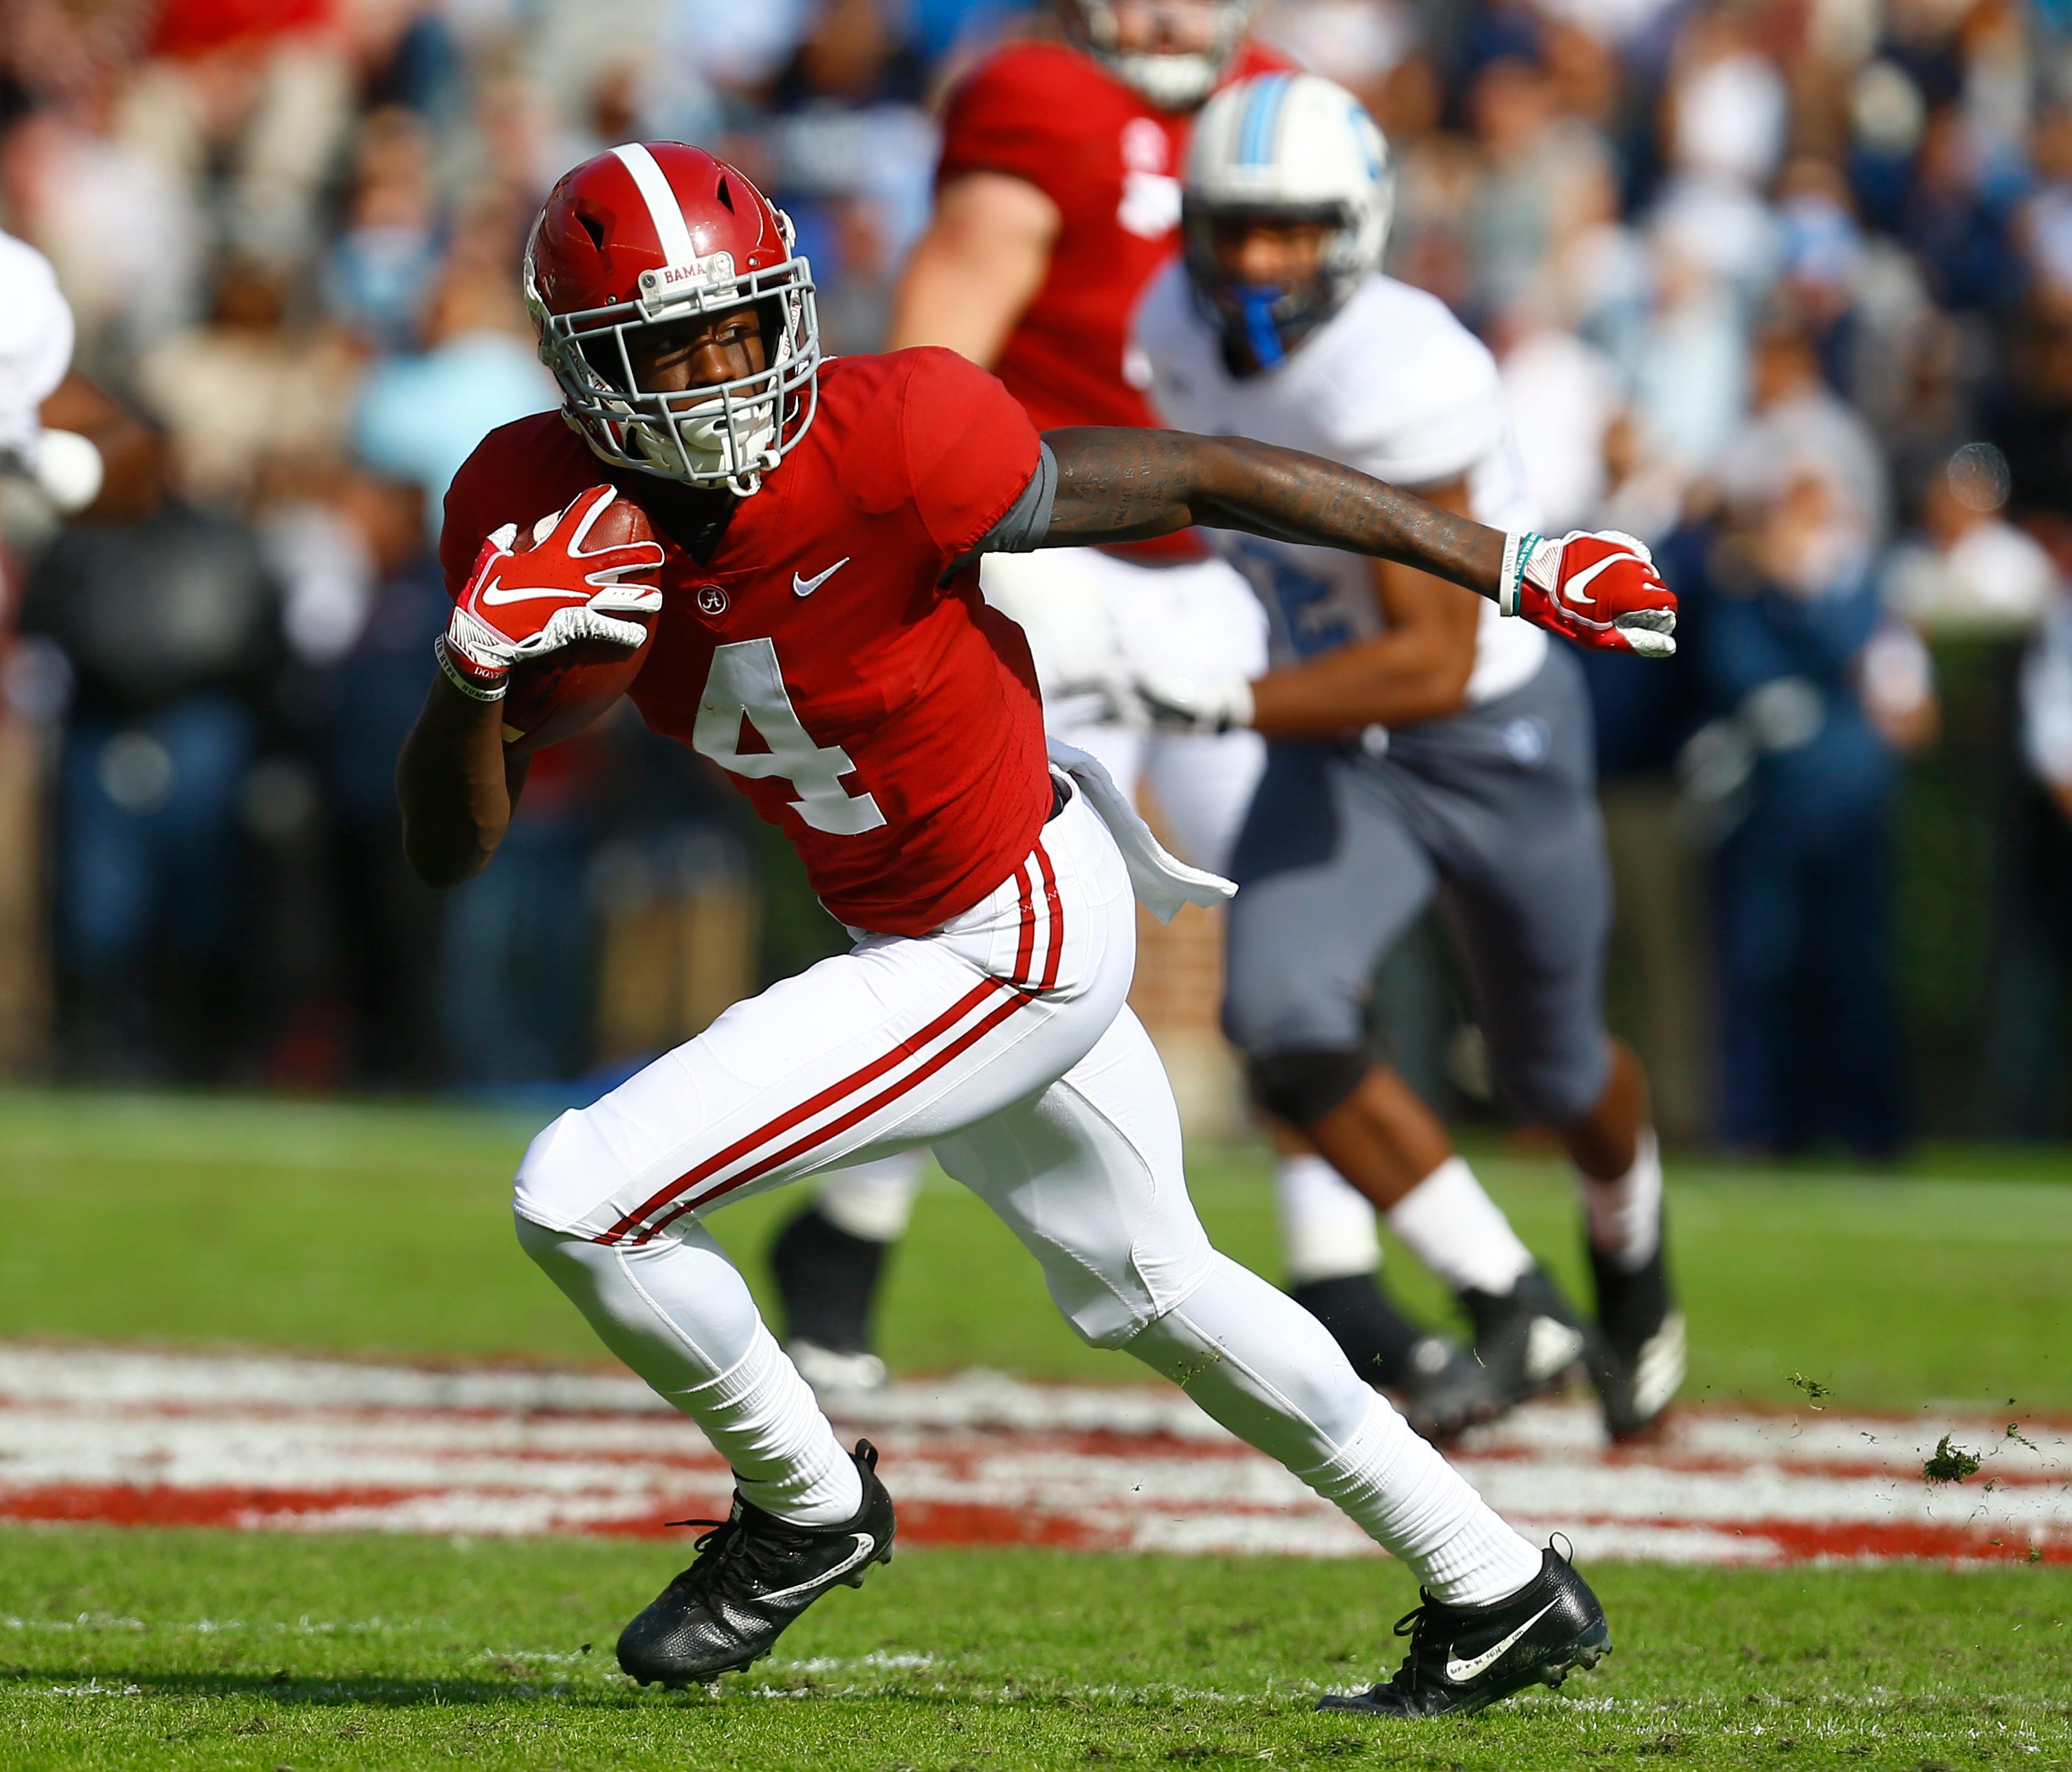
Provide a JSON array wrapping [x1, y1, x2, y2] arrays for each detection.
[[1039, 427, 1676, 657]]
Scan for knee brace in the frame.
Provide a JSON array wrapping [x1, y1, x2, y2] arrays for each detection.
[[1247, 1047, 1369, 1131]]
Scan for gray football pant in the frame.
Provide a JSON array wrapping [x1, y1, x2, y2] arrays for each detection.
[[1223, 647, 1613, 1127]]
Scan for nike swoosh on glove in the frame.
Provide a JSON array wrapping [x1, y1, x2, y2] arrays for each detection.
[[440, 485, 666, 696], [1499, 530, 1677, 658]]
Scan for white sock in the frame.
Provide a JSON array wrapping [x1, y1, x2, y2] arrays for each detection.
[[1575, 1125, 1662, 1272], [1123, 1254, 1541, 1608], [683, 1323, 865, 1522], [1386, 1156, 1534, 1297], [516, 1216, 863, 1525], [817, 1151, 927, 1243], [1276, 1153, 1382, 1285], [1306, 1393, 1545, 1606]]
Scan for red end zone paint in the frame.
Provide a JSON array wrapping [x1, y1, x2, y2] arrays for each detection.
[[1, 1347, 2067, 1565]]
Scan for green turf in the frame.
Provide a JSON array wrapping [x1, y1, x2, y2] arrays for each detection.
[[5, 1091, 2072, 1767], [1, 1090, 2067, 1414], [2, 1528, 2068, 1771]]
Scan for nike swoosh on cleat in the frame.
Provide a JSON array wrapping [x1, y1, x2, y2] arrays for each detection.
[[1525, 1316, 1587, 1384], [793, 557, 850, 597], [758, 1533, 879, 1604], [1445, 1599, 1561, 1683]]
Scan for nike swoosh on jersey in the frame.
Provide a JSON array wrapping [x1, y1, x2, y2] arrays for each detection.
[[1444, 1599, 1560, 1683], [760, 1533, 879, 1604], [793, 557, 850, 597], [479, 582, 591, 607]]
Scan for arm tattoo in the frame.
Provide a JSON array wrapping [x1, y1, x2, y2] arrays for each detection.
[[1041, 426, 1506, 601]]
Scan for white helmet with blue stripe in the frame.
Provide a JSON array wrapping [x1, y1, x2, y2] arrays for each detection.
[[1182, 72, 1393, 368]]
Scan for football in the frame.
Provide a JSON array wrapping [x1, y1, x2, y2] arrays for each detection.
[[498, 491, 660, 758]]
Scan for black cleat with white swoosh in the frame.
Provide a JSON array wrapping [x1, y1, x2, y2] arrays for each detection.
[[617, 1440, 895, 1687], [1318, 1542, 1610, 1718]]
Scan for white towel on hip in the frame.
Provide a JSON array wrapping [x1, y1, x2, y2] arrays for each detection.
[[1046, 738, 1237, 924]]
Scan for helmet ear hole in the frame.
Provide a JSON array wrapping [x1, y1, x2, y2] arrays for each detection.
[[580, 335, 626, 390]]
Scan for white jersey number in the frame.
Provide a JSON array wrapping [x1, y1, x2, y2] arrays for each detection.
[[693, 638, 887, 837]]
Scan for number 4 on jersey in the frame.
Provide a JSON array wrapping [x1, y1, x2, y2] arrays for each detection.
[[693, 638, 887, 836]]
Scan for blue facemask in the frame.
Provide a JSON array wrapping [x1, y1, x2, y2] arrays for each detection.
[[1232, 283, 1289, 368]]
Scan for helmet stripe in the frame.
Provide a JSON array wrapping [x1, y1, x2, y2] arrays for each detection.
[[610, 142, 698, 269], [1237, 73, 1292, 166]]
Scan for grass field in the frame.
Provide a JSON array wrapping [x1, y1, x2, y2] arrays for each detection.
[[3, 1089, 2071, 1770], [6, 1531, 2071, 1771]]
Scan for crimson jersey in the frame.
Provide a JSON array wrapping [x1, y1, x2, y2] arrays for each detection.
[[442, 349, 1054, 938]]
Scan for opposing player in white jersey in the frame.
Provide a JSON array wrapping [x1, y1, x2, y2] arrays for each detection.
[[1128, 75, 1682, 1441]]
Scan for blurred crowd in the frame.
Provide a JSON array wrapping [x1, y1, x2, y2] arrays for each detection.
[[1, 0, 2070, 1143]]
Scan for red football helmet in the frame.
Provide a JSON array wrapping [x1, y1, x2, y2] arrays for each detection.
[[523, 143, 819, 495]]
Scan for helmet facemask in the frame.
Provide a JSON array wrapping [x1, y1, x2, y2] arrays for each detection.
[[527, 214, 819, 497], [1065, 0, 1255, 111]]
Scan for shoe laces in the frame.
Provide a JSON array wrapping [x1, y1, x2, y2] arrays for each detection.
[[1373, 1591, 1451, 1697], [661, 1507, 824, 1606], [1374, 1536, 1569, 1699]]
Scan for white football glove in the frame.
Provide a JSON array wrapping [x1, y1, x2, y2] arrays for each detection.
[[1127, 670, 1257, 735]]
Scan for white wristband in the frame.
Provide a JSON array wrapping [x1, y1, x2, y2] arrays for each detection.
[[434, 634, 507, 702], [1497, 531, 1542, 618]]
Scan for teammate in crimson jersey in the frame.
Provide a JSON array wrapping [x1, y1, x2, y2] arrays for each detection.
[[775, 0, 1292, 1392], [399, 142, 1673, 1713], [910, 9, 1283, 445]]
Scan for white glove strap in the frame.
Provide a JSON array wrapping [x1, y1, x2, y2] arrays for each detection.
[[1498, 531, 1544, 618], [434, 634, 507, 702]]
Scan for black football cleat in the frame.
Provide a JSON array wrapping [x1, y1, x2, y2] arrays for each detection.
[[1290, 1272, 1426, 1387], [1395, 1333, 1507, 1443], [1587, 1227, 1685, 1441], [1290, 1274, 1502, 1443], [770, 1205, 891, 1395], [1318, 1542, 1611, 1718], [617, 1440, 895, 1687], [1458, 1265, 1589, 1411]]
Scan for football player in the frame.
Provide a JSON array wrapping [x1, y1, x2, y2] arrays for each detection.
[[767, 0, 1289, 1393], [397, 144, 1672, 1712], [1128, 75, 1683, 1442]]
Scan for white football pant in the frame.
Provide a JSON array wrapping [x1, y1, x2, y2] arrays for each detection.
[[515, 782, 1541, 1602], [814, 545, 1269, 1246]]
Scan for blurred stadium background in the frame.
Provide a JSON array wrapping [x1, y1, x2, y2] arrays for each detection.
[[1, 0, 2070, 1151]]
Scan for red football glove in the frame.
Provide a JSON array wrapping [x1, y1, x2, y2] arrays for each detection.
[[437, 485, 665, 699], [1500, 529, 1677, 658]]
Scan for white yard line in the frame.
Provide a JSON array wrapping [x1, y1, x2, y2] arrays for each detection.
[[0, 1344, 2064, 1565]]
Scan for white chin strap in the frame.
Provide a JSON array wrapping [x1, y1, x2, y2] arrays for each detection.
[[1114, 51, 1217, 109]]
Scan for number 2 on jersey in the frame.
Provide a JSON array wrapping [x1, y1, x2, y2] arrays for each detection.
[[693, 639, 887, 836]]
